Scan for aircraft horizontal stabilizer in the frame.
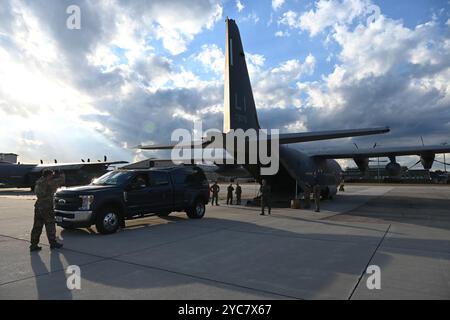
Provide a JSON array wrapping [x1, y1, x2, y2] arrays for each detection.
[[136, 139, 214, 150]]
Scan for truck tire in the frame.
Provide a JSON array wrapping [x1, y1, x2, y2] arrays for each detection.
[[186, 198, 206, 219], [95, 206, 120, 234]]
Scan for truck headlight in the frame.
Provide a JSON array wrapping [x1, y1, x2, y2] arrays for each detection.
[[79, 195, 94, 210]]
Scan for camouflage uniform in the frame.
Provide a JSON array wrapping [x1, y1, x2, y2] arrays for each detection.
[[210, 183, 220, 206], [303, 183, 311, 209], [260, 184, 271, 215], [226, 184, 234, 205], [313, 185, 321, 212], [30, 173, 65, 248], [312, 171, 322, 212], [235, 184, 242, 205]]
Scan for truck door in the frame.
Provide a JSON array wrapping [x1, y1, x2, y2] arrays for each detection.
[[148, 171, 172, 212], [126, 173, 153, 215], [171, 170, 187, 209]]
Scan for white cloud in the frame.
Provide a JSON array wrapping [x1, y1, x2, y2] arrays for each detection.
[[292, 1, 450, 154], [272, 54, 315, 78], [275, 30, 290, 37], [195, 44, 224, 75], [284, 120, 307, 132], [95, 0, 224, 56], [272, 0, 285, 11], [0, 0, 224, 162], [251, 54, 316, 109], [247, 53, 266, 67], [242, 12, 260, 24], [278, 10, 299, 29], [236, 0, 245, 12], [279, 0, 376, 37]]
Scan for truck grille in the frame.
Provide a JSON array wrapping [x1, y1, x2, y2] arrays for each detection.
[[54, 195, 82, 211]]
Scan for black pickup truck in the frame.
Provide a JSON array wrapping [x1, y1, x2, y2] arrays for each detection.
[[53, 166, 210, 234]]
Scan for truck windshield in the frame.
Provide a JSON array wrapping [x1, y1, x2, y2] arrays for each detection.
[[92, 171, 133, 186]]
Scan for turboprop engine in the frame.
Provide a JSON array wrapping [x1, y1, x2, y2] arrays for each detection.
[[353, 157, 369, 174], [420, 153, 435, 170]]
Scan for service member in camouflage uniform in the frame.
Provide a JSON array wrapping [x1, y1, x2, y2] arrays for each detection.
[[259, 179, 271, 215], [30, 169, 65, 252], [235, 182, 242, 205], [312, 170, 322, 213], [303, 182, 312, 209], [210, 181, 220, 206], [226, 183, 234, 205]]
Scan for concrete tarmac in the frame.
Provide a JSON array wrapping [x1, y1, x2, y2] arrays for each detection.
[[0, 185, 449, 299]]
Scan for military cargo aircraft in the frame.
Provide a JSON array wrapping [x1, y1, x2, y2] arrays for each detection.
[[0, 155, 127, 190], [137, 18, 450, 198]]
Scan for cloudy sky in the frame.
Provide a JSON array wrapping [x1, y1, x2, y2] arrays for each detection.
[[0, 0, 449, 169]]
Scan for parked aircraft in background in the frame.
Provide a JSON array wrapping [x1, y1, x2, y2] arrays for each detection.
[[0, 155, 127, 190]]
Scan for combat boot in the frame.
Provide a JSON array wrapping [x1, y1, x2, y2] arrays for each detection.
[[30, 245, 42, 252]]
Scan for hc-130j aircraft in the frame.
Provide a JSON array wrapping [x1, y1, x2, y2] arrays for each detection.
[[138, 18, 450, 198], [0, 156, 128, 190]]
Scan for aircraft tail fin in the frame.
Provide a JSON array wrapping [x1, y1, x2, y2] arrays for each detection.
[[224, 18, 260, 133]]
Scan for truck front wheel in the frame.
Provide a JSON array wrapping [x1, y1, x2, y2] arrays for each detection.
[[95, 207, 120, 234], [186, 199, 205, 219]]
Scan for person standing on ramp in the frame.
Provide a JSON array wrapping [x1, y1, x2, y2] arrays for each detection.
[[226, 183, 234, 205], [30, 169, 65, 252], [210, 181, 220, 206], [259, 179, 271, 215], [312, 170, 322, 213], [235, 182, 242, 205]]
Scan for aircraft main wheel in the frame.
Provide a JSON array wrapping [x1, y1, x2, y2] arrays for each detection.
[[96, 207, 120, 234], [186, 199, 205, 219]]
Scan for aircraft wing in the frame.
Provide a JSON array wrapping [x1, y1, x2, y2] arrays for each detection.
[[269, 127, 390, 145], [31, 161, 128, 172], [309, 145, 450, 159], [137, 127, 390, 150]]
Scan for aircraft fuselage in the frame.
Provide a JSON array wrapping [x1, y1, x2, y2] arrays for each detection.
[[243, 145, 342, 198]]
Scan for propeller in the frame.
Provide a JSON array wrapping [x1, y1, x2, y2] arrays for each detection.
[[87, 158, 90, 163], [81, 159, 85, 163], [40, 160, 43, 164], [54, 159, 57, 163], [104, 155, 107, 162]]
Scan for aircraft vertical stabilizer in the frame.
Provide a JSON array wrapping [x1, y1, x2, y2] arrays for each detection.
[[224, 18, 260, 133]]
